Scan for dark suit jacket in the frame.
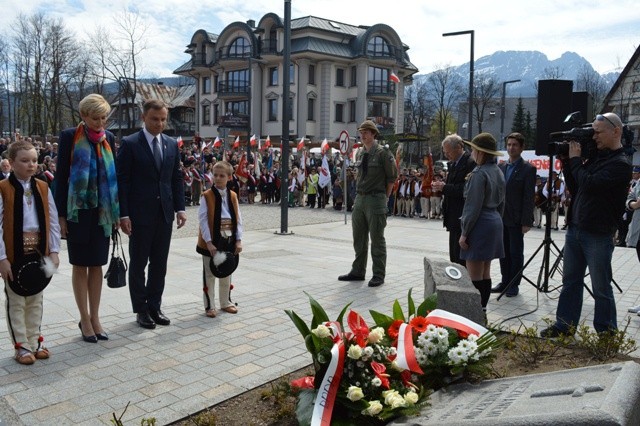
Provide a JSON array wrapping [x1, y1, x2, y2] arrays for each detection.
[[442, 152, 476, 231], [499, 158, 536, 227], [117, 130, 185, 225], [54, 126, 116, 219]]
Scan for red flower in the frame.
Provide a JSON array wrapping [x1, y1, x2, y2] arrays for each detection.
[[388, 320, 404, 339], [410, 316, 428, 333], [401, 370, 418, 391], [290, 376, 315, 390], [371, 361, 390, 389], [348, 310, 369, 347]]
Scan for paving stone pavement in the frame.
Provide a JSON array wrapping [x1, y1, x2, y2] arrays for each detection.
[[1, 203, 639, 425]]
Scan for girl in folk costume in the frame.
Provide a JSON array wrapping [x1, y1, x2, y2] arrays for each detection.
[[0, 141, 61, 365], [196, 161, 243, 318]]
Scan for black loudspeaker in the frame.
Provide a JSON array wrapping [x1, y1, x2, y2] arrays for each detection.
[[572, 91, 594, 124], [535, 80, 573, 155]]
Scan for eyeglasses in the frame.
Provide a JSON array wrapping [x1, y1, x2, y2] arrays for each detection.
[[596, 114, 616, 128]]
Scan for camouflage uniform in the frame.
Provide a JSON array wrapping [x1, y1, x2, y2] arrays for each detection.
[[349, 142, 398, 279]]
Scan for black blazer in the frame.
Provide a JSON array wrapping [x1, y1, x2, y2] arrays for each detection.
[[54, 126, 116, 219], [117, 130, 185, 224], [442, 152, 476, 231], [499, 159, 536, 227]]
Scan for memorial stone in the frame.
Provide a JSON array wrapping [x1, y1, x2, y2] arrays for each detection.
[[389, 361, 640, 426], [423, 257, 484, 325]]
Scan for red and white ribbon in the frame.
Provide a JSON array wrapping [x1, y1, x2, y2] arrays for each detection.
[[425, 309, 488, 338], [311, 322, 346, 426], [395, 323, 424, 374]]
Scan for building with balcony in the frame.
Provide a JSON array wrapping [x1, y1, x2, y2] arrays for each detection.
[[107, 80, 196, 139], [173, 13, 418, 144]]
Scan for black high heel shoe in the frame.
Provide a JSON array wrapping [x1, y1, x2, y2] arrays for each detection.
[[78, 322, 97, 343], [96, 331, 109, 341]]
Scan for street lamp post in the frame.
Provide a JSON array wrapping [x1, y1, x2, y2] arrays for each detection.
[[278, 0, 292, 234], [500, 79, 521, 150], [442, 30, 474, 141]]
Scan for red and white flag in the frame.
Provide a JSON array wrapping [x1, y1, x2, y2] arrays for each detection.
[[318, 154, 331, 188], [177, 135, 184, 148], [250, 134, 257, 147], [236, 153, 249, 183], [212, 136, 222, 149], [320, 138, 329, 155], [389, 71, 400, 83], [264, 135, 271, 149], [297, 136, 305, 151], [232, 136, 240, 150]]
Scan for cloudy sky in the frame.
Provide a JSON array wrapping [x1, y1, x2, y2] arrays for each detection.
[[1, 0, 639, 77]]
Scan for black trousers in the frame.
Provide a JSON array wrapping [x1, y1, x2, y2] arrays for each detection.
[[448, 227, 466, 267], [128, 209, 173, 313]]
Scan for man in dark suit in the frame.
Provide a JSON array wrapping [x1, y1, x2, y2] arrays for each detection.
[[432, 134, 476, 266], [492, 133, 536, 297], [117, 99, 187, 329]]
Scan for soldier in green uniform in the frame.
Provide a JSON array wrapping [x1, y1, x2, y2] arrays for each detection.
[[338, 120, 398, 287]]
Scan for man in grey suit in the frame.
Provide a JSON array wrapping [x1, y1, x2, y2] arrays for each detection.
[[117, 99, 187, 329], [492, 132, 536, 297]]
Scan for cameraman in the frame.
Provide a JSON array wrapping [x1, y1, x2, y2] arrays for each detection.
[[541, 112, 632, 337]]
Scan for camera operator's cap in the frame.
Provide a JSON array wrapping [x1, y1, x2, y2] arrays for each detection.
[[633, 166, 640, 173], [464, 132, 503, 156], [357, 120, 379, 136]]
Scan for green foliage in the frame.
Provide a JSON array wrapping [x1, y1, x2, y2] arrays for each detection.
[[506, 322, 563, 366], [574, 318, 637, 361], [511, 97, 526, 134], [187, 408, 217, 426]]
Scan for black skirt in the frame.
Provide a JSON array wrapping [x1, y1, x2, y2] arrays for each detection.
[[66, 208, 110, 266]]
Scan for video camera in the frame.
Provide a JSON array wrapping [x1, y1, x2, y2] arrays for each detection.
[[547, 112, 596, 158]]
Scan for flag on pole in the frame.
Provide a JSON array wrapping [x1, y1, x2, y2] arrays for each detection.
[[266, 151, 273, 170], [389, 72, 400, 83], [236, 153, 249, 183], [297, 136, 305, 151], [318, 154, 331, 188], [232, 136, 240, 149], [250, 134, 257, 147], [264, 135, 271, 149], [254, 152, 261, 177], [177, 135, 184, 148], [213, 136, 222, 149], [320, 138, 329, 155], [421, 152, 434, 197]]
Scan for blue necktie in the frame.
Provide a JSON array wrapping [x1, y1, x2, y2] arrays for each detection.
[[152, 137, 162, 171]]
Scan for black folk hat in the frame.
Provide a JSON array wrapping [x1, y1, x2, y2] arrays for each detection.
[[9, 257, 53, 297], [209, 251, 239, 278]]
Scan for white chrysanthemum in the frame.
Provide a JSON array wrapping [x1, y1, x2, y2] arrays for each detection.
[[363, 346, 374, 357], [425, 324, 438, 337], [311, 324, 331, 339], [467, 334, 479, 342], [388, 347, 397, 356], [436, 327, 449, 340], [368, 327, 385, 344], [448, 347, 470, 364], [416, 332, 430, 347], [371, 377, 382, 387], [423, 341, 439, 356]]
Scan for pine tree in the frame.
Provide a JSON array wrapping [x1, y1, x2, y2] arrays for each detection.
[[525, 111, 536, 146]]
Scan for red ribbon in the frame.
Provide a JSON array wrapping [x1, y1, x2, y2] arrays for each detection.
[[395, 323, 424, 374]]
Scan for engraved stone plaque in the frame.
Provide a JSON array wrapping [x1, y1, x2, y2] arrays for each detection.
[[389, 361, 640, 426]]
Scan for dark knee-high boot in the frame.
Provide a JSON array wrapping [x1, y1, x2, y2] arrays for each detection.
[[472, 279, 491, 310]]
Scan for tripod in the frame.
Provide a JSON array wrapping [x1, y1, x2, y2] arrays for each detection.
[[497, 153, 563, 301], [548, 247, 623, 297]]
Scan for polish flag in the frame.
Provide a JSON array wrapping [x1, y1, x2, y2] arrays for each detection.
[[232, 136, 240, 149], [318, 154, 331, 188], [264, 135, 271, 149], [177, 135, 184, 148], [297, 136, 306, 151], [320, 138, 329, 154], [236, 153, 249, 183], [389, 72, 400, 83], [213, 136, 222, 149], [250, 134, 257, 147]]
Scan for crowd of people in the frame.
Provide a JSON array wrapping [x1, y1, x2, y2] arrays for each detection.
[[1, 94, 638, 366]]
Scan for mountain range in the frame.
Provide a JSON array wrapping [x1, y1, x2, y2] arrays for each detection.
[[415, 50, 619, 98]]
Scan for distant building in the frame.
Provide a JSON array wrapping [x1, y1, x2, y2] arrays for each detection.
[[602, 45, 640, 165], [173, 13, 418, 145], [108, 80, 196, 138]]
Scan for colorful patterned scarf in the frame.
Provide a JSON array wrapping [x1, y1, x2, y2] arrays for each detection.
[[67, 122, 120, 237]]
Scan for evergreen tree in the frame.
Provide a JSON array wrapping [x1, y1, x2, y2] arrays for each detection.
[[524, 111, 536, 146], [511, 97, 526, 134]]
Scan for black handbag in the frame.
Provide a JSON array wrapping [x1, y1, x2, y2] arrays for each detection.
[[105, 230, 127, 288]]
